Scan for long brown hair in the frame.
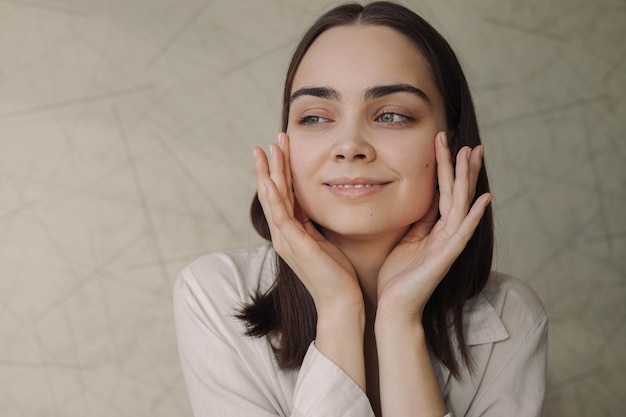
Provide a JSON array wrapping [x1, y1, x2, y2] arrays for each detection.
[[238, 1, 493, 379]]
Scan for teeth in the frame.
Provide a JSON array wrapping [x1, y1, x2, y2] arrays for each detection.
[[330, 184, 374, 188]]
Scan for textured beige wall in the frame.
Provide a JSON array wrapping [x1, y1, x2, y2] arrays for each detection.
[[0, 0, 624, 415]]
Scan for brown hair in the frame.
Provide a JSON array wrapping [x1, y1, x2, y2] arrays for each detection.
[[238, 1, 493, 379]]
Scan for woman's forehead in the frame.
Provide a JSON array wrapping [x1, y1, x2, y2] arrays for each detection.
[[291, 25, 440, 103]]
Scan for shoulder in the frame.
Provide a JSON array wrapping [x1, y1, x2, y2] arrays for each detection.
[[173, 244, 276, 319], [173, 246, 297, 415], [482, 272, 547, 330], [449, 273, 548, 413], [462, 272, 547, 347]]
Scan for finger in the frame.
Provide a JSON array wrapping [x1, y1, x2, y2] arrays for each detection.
[[277, 132, 294, 206], [257, 143, 315, 248], [255, 146, 295, 236], [446, 146, 471, 227], [454, 146, 471, 207], [435, 131, 454, 216], [253, 146, 270, 200], [253, 147, 276, 226], [449, 192, 492, 253], [262, 176, 317, 256], [262, 177, 291, 229], [468, 145, 483, 203], [268, 142, 293, 213]]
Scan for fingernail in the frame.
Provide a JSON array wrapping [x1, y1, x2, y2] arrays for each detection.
[[277, 132, 284, 147], [269, 144, 275, 158], [440, 132, 447, 146]]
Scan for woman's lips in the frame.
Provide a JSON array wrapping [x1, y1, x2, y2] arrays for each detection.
[[328, 183, 377, 188], [323, 178, 391, 197]]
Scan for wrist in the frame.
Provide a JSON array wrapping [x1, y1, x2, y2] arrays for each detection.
[[375, 283, 429, 324], [315, 301, 367, 392], [374, 307, 424, 339], [375, 298, 423, 327], [317, 300, 366, 333]]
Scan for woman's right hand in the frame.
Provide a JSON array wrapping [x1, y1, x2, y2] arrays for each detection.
[[254, 132, 364, 315], [255, 132, 367, 391]]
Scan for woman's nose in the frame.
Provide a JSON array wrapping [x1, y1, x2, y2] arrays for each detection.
[[330, 125, 375, 162]]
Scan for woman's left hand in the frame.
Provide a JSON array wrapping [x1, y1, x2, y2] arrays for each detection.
[[376, 131, 491, 323]]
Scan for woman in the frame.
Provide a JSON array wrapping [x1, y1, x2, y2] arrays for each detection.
[[174, 2, 548, 416]]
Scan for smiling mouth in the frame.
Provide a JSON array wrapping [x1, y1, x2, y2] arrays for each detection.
[[323, 180, 391, 197], [327, 184, 379, 188]]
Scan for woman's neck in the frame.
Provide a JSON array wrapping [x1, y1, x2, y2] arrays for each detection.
[[324, 227, 409, 309]]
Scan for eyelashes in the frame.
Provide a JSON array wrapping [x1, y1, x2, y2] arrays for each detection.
[[296, 115, 330, 126], [296, 112, 415, 127], [375, 112, 414, 125]]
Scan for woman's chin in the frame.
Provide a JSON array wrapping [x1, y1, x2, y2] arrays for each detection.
[[318, 221, 412, 246]]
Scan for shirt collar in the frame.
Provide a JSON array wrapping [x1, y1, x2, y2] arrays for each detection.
[[433, 292, 509, 401], [463, 292, 509, 346]]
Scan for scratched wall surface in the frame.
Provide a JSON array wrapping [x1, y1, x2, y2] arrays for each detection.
[[0, 0, 624, 416]]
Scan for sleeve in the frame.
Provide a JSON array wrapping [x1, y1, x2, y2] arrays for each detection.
[[293, 343, 375, 417], [174, 265, 284, 416], [467, 283, 549, 417], [173, 259, 375, 417]]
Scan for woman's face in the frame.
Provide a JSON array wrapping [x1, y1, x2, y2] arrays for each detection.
[[287, 24, 447, 243]]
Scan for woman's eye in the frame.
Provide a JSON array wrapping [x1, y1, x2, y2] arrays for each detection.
[[297, 115, 328, 126], [377, 112, 409, 124]]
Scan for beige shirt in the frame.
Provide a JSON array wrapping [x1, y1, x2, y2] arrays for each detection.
[[174, 245, 547, 416]]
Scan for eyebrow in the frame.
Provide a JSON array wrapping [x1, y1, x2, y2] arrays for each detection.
[[289, 83, 432, 107], [289, 86, 340, 104], [364, 84, 432, 107]]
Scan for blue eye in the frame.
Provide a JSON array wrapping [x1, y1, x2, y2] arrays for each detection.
[[377, 112, 409, 124], [297, 115, 328, 126]]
